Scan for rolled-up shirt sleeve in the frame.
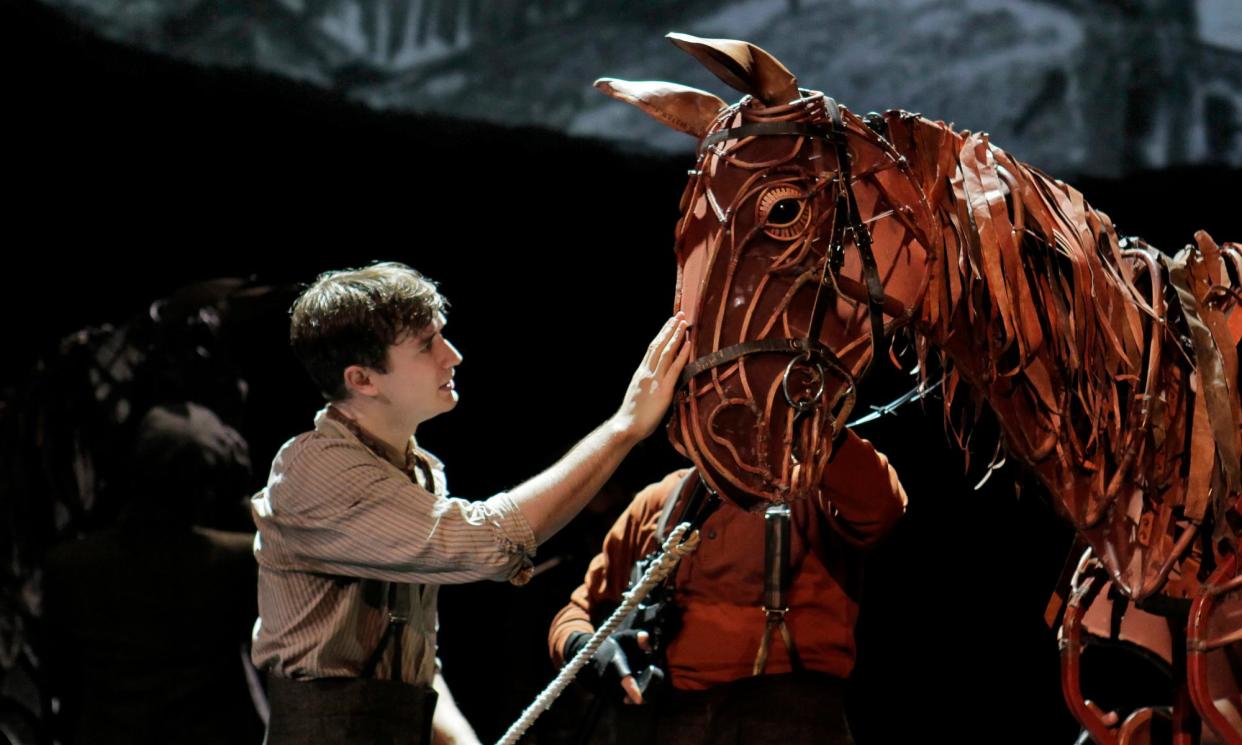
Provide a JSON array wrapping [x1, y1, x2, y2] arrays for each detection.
[[254, 435, 536, 585]]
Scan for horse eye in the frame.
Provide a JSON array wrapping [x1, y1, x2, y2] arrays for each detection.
[[767, 198, 802, 226], [756, 184, 812, 241]]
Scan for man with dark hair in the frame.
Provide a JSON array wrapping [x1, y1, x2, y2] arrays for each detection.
[[252, 261, 689, 745]]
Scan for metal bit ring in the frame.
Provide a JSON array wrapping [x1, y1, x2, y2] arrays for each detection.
[[782, 355, 826, 413]]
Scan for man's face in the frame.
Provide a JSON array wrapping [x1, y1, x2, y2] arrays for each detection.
[[371, 313, 463, 428]]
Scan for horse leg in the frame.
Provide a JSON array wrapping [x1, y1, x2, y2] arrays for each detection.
[[1189, 552, 1242, 745], [1172, 638, 1202, 745], [1063, 572, 1122, 745]]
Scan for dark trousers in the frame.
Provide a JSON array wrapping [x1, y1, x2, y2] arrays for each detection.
[[264, 675, 438, 745], [595, 672, 853, 745]]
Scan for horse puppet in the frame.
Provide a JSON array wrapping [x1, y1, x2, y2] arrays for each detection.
[[597, 33, 1242, 744]]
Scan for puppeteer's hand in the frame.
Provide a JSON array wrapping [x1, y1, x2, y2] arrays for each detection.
[[613, 314, 690, 441], [617, 631, 655, 705], [565, 629, 656, 705]]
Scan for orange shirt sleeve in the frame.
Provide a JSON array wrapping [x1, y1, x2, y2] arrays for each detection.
[[547, 469, 692, 666], [817, 429, 907, 546]]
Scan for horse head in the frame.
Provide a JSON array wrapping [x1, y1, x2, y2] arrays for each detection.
[[600, 33, 939, 510]]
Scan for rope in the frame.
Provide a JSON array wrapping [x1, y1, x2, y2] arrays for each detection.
[[493, 522, 702, 745]]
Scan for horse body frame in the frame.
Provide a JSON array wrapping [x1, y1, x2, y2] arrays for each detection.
[[601, 33, 1242, 744]]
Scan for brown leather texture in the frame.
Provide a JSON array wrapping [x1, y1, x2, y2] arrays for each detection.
[[601, 31, 1242, 743], [601, 31, 1242, 609]]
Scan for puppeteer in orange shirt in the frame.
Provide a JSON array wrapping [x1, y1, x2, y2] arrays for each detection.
[[549, 429, 907, 691]]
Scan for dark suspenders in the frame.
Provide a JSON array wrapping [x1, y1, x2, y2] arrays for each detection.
[[361, 452, 432, 683], [652, 471, 803, 676], [754, 503, 803, 675], [362, 583, 411, 682]]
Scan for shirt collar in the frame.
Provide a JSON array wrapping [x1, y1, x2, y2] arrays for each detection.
[[317, 405, 434, 490]]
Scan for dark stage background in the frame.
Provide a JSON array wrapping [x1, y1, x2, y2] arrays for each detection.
[[5, 1, 1242, 743]]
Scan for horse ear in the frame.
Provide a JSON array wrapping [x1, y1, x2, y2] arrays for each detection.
[[666, 32, 799, 106], [594, 78, 727, 138]]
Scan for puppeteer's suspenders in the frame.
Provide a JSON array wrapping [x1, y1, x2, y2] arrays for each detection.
[[661, 471, 802, 675], [753, 503, 803, 675]]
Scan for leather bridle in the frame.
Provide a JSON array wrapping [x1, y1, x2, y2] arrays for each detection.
[[679, 94, 891, 452]]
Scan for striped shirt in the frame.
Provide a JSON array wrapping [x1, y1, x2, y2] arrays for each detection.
[[250, 406, 536, 685]]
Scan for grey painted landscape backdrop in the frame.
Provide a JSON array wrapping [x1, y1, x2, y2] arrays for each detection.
[[45, 0, 1242, 177]]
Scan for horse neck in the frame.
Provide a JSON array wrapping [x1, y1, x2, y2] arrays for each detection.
[[892, 113, 1158, 518], [877, 114, 1242, 601]]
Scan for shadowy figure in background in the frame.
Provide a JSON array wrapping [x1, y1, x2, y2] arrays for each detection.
[[0, 277, 286, 743], [43, 402, 264, 745]]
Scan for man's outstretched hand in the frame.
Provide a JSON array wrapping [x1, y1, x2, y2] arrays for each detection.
[[611, 313, 690, 442]]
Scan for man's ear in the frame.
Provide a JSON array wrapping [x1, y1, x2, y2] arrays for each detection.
[[342, 365, 380, 398]]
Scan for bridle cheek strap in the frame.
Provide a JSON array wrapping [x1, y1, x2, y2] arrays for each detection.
[[681, 97, 889, 412]]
